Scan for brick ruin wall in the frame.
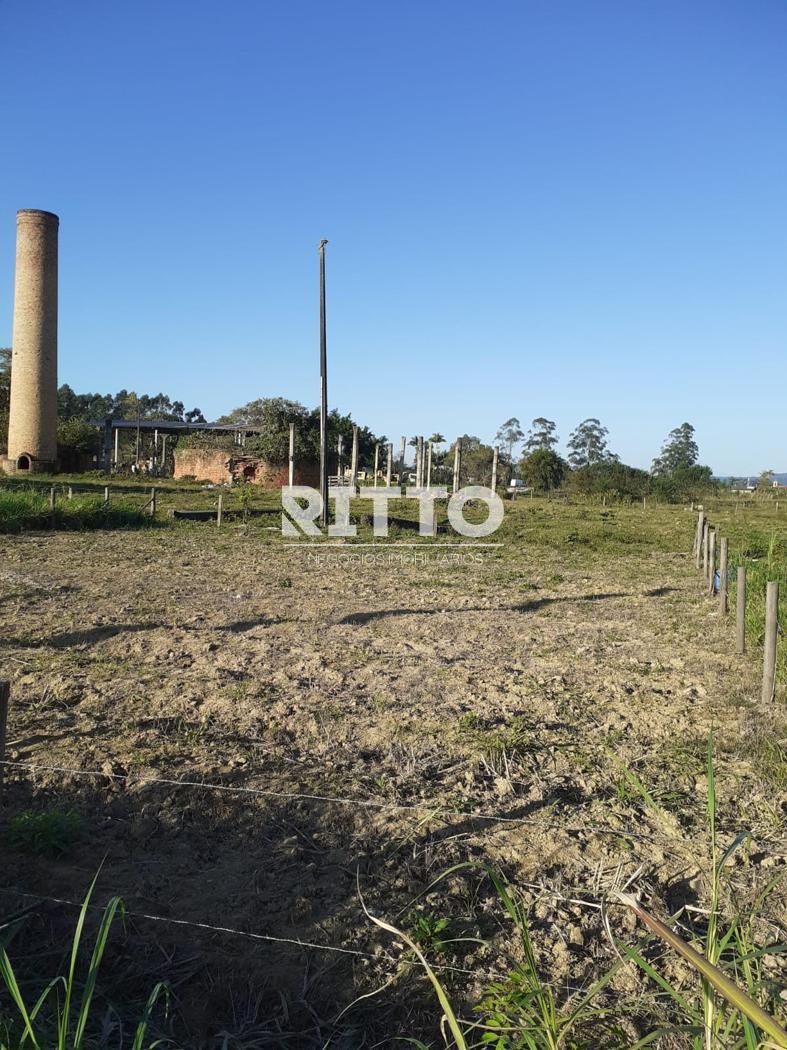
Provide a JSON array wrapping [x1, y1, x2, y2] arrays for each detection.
[[173, 448, 319, 487]]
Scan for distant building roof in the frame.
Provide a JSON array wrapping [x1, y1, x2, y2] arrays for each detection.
[[90, 418, 264, 433]]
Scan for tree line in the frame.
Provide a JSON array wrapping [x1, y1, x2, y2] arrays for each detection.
[[489, 416, 714, 501], [0, 347, 209, 458]]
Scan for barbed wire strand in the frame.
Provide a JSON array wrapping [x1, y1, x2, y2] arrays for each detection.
[[0, 759, 645, 840], [0, 886, 509, 982]]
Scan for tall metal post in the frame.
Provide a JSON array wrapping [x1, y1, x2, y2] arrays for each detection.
[[319, 240, 329, 526]]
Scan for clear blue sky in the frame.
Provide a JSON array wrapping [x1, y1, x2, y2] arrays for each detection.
[[2, 1, 785, 474]]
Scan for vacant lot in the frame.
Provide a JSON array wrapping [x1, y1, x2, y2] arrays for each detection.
[[0, 494, 785, 1047]]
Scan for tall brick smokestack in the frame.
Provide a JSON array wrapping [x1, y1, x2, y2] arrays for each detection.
[[6, 209, 59, 472]]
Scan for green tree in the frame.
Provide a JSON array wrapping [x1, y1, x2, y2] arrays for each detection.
[[215, 397, 385, 470], [651, 422, 699, 476], [756, 469, 775, 492], [566, 418, 616, 469], [56, 385, 205, 423], [494, 417, 524, 463], [651, 464, 715, 503], [0, 348, 10, 447], [0, 348, 11, 410], [520, 448, 566, 491], [448, 434, 496, 485], [523, 417, 558, 453], [569, 461, 650, 501], [57, 418, 98, 454]]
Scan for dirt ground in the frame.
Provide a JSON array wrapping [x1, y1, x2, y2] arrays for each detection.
[[1, 500, 785, 1047]]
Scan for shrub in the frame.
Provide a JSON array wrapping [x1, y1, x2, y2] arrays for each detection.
[[567, 461, 650, 501], [651, 464, 716, 503]]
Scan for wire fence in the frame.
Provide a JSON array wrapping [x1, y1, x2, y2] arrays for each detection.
[[0, 750, 658, 994], [0, 757, 677, 843]]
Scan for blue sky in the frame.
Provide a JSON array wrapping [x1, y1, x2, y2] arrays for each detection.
[[1, 1, 785, 473]]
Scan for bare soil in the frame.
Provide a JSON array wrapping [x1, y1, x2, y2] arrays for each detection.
[[1, 501, 785, 1047]]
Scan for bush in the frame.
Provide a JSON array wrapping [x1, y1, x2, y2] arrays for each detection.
[[651, 464, 716, 503], [57, 418, 98, 455], [567, 461, 650, 501]]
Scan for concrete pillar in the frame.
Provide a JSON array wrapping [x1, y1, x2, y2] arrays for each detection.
[[5, 210, 59, 472]]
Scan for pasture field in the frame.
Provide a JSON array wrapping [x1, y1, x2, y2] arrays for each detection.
[[0, 483, 785, 1048]]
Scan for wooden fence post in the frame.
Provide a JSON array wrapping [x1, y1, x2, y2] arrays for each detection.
[[217, 493, 223, 529], [452, 438, 462, 494], [149, 487, 156, 517], [762, 581, 779, 703], [373, 442, 379, 487], [68, 485, 73, 500], [386, 443, 393, 487], [426, 441, 433, 489], [694, 511, 705, 565], [288, 422, 295, 487], [0, 680, 9, 804], [719, 537, 728, 614], [491, 446, 499, 492], [104, 486, 110, 505], [707, 529, 716, 594], [736, 566, 747, 654], [702, 521, 709, 578]]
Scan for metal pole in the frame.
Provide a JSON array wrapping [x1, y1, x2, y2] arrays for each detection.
[[319, 239, 329, 527]]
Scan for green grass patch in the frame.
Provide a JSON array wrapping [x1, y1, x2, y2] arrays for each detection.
[[7, 808, 84, 855]]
